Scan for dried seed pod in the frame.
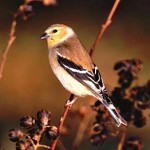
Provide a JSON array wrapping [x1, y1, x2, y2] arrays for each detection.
[[90, 134, 104, 145], [28, 128, 41, 144], [93, 123, 104, 133], [8, 129, 24, 142], [133, 116, 146, 128], [37, 110, 51, 126], [16, 140, 31, 150], [123, 136, 144, 150], [46, 126, 58, 140], [20, 115, 36, 129]]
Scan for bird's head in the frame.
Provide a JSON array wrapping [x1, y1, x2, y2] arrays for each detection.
[[41, 24, 75, 47]]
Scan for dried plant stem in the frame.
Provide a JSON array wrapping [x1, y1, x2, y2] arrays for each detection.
[[51, 94, 75, 150], [51, 1, 121, 149], [90, 0, 120, 57], [0, 0, 43, 80], [38, 144, 51, 149], [51, 105, 70, 150], [117, 127, 127, 150], [0, 19, 17, 79], [25, 125, 51, 149], [57, 139, 67, 150]]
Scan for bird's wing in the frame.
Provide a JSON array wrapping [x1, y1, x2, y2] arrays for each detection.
[[57, 52, 127, 127], [57, 52, 104, 97]]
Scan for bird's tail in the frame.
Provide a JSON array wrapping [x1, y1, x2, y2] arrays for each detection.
[[100, 98, 127, 127]]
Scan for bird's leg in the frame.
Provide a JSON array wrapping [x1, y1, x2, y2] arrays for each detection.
[[65, 98, 76, 106], [65, 94, 78, 109]]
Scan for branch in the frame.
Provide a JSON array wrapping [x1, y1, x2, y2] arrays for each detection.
[[0, 18, 17, 79], [0, 0, 49, 80], [25, 124, 51, 149], [90, 0, 120, 57], [51, 0, 121, 149], [38, 144, 51, 149], [0, 1, 28, 79], [117, 127, 127, 150], [51, 94, 75, 150]]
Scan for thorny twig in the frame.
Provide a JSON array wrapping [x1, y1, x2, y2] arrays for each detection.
[[51, 0, 121, 149]]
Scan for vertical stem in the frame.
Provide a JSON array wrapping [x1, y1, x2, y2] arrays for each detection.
[[0, 19, 17, 79], [51, 94, 75, 150], [117, 127, 127, 150], [90, 0, 120, 57], [0, 0, 44, 80]]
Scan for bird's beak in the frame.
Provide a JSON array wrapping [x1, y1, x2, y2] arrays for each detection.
[[40, 33, 50, 39]]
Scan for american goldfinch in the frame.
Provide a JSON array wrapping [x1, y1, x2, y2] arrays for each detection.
[[41, 24, 127, 127]]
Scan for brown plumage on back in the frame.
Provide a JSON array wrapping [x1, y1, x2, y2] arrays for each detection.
[[57, 36, 93, 72]]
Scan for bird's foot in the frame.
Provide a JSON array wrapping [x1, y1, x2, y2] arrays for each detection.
[[65, 96, 78, 110]]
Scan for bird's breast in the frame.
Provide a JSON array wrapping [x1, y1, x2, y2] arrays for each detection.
[[48, 48, 93, 97]]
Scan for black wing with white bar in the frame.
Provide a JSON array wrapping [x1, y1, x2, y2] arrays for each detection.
[[57, 52, 112, 103], [92, 64, 112, 104], [56, 52, 127, 127], [57, 52, 101, 93]]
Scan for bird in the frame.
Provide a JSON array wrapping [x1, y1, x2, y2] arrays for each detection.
[[41, 24, 127, 127]]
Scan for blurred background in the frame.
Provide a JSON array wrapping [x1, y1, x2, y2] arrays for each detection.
[[0, 0, 149, 149]]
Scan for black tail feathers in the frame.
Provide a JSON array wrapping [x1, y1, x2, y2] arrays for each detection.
[[100, 98, 127, 127]]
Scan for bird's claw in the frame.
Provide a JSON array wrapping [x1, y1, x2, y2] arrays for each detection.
[[65, 96, 78, 110]]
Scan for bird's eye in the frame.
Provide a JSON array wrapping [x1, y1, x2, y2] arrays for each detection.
[[52, 29, 58, 34]]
